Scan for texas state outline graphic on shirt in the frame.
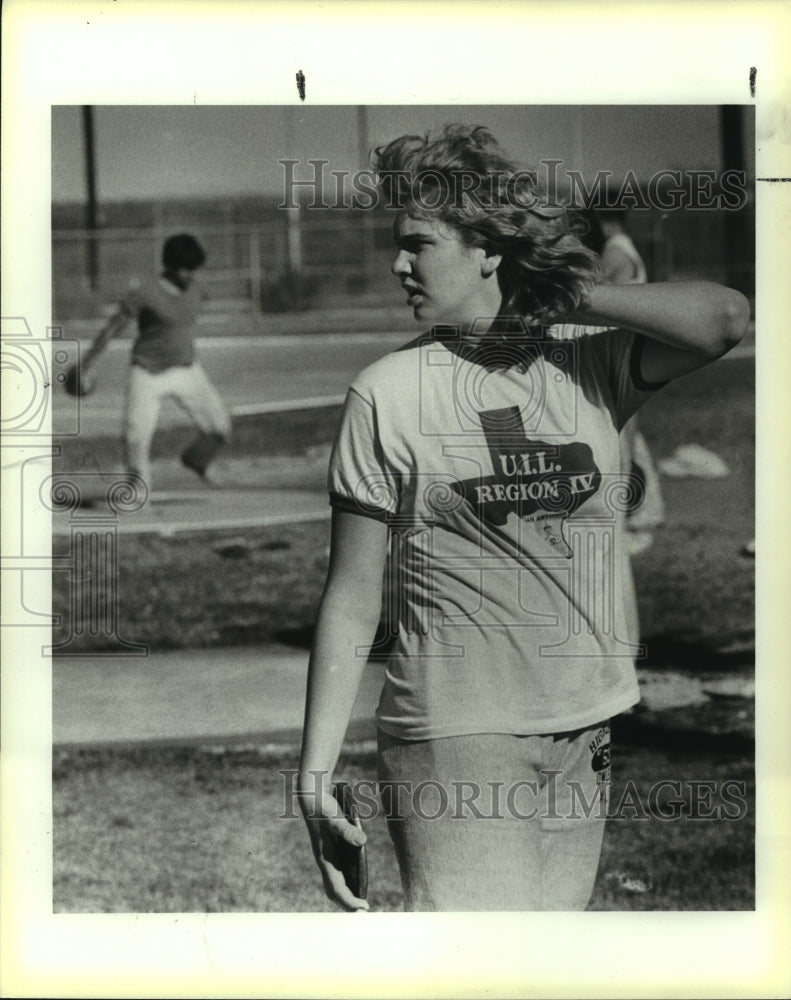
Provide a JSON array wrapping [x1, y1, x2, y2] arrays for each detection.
[[450, 404, 602, 528]]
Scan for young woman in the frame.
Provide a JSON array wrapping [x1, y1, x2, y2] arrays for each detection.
[[298, 125, 748, 912]]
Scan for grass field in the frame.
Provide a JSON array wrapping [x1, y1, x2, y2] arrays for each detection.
[[53, 740, 754, 913], [51, 355, 755, 912]]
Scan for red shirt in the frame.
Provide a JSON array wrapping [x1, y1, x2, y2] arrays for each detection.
[[122, 276, 204, 373]]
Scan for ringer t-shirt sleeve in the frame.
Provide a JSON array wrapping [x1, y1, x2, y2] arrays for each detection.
[[584, 328, 668, 430], [328, 386, 399, 522]]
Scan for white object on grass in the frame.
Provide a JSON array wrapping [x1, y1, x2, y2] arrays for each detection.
[[637, 671, 709, 710], [658, 443, 730, 479], [701, 677, 755, 700]]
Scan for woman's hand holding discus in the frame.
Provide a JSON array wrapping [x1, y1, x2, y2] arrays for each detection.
[[298, 774, 369, 912], [299, 511, 388, 912]]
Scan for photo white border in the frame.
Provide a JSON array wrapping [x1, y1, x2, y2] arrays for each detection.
[[2, 1, 790, 997]]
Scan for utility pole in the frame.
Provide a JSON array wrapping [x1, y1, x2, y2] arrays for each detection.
[[719, 105, 752, 298], [358, 105, 377, 292], [282, 107, 303, 308], [81, 106, 100, 291]]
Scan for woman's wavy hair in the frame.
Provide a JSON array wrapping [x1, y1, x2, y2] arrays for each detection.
[[373, 124, 599, 326]]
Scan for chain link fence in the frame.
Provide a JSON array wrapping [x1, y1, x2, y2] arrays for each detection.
[[53, 198, 755, 322]]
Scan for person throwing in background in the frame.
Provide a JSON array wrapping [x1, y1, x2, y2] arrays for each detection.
[[77, 233, 231, 493], [597, 209, 648, 285], [298, 125, 749, 912], [585, 209, 665, 557]]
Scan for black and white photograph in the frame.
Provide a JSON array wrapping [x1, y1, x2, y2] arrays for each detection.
[[48, 101, 758, 914], [2, 3, 790, 998]]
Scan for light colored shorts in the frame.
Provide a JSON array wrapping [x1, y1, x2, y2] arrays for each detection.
[[377, 723, 611, 911]]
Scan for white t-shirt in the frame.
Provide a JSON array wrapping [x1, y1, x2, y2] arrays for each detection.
[[328, 325, 665, 740]]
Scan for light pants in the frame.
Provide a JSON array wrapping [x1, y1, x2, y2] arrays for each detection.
[[377, 725, 610, 911], [620, 417, 665, 532], [124, 362, 231, 487], [619, 417, 665, 646]]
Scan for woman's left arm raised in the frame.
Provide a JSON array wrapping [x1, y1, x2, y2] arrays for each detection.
[[573, 281, 751, 384]]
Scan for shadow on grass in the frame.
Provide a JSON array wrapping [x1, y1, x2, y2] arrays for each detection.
[[271, 624, 315, 648], [271, 622, 395, 662], [269, 623, 755, 756], [613, 711, 753, 757], [272, 624, 756, 665], [639, 628, 754, 674]]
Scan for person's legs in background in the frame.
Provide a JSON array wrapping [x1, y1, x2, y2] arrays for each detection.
[[622, 416, 665, 557], [170, 362, 232, 482], [124, 365, 164, 491]]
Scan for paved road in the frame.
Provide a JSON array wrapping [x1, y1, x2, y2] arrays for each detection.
[[53, 644, 386, 749], [49, 450, 332, 536], [54, 321, 755, 437], [53, 331, 412, 434]]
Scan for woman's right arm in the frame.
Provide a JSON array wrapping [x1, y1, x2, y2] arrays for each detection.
[[298, 508, 389, 911]]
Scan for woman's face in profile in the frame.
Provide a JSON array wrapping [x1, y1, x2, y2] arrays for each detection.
[[391, 214, 499, 328]]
